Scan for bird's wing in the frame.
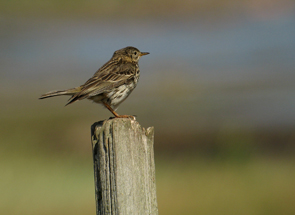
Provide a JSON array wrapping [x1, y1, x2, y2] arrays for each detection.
[[66, 59, 136, 105]]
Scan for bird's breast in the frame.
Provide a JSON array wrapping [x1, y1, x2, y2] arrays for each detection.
[[105, 77, 138, 110]]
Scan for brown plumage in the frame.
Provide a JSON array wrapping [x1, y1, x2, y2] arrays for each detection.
[[39, 46, 149, 119]]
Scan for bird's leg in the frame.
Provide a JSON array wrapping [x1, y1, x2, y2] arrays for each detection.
[[103, 102, 120, 117], [102, 102, 136, 120]]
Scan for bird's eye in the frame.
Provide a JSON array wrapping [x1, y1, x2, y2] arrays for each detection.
[[134, 52, 137, 55]]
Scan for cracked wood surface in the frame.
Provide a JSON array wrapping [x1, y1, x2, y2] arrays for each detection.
[[91, 118, 158, 215]]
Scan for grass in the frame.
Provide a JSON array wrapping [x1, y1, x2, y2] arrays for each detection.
[[156, 156, 295, 215], [0, 153, 95, 215], [1, 83, 295, 214], [1, 151, 295, 215], [0, 0, 249, 20]]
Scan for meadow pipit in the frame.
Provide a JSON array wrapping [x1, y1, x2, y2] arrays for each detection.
[[39, 46, 149, 119]]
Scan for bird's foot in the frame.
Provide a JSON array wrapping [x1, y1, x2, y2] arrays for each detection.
[[116, 115, 136, 120]]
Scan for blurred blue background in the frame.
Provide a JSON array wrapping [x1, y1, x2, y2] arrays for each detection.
[[1, 1, 295, 214]]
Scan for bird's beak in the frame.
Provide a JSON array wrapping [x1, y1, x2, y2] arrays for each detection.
[[140, 52, 149, 56]]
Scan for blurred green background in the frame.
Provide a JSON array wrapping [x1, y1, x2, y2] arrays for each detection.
[[1, 0, 295, 214]]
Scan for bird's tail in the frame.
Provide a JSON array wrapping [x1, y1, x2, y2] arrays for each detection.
[[39, 87, 80, 99]]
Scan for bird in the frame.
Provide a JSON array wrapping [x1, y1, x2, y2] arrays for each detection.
[[39, 46, 149, 119]]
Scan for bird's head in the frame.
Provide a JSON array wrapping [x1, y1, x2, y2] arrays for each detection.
[[113, 46, 149, 63]]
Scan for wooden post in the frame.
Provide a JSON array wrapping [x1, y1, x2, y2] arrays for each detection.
[[91, 118, 158, 215]]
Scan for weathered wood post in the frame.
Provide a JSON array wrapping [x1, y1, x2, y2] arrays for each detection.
[[91, 118, 158, 215]]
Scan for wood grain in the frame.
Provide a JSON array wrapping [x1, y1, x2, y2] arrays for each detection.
[[91, 118, 158, 215]]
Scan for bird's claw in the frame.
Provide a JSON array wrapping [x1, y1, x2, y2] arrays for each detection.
[[117, 115, 136, 121]]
